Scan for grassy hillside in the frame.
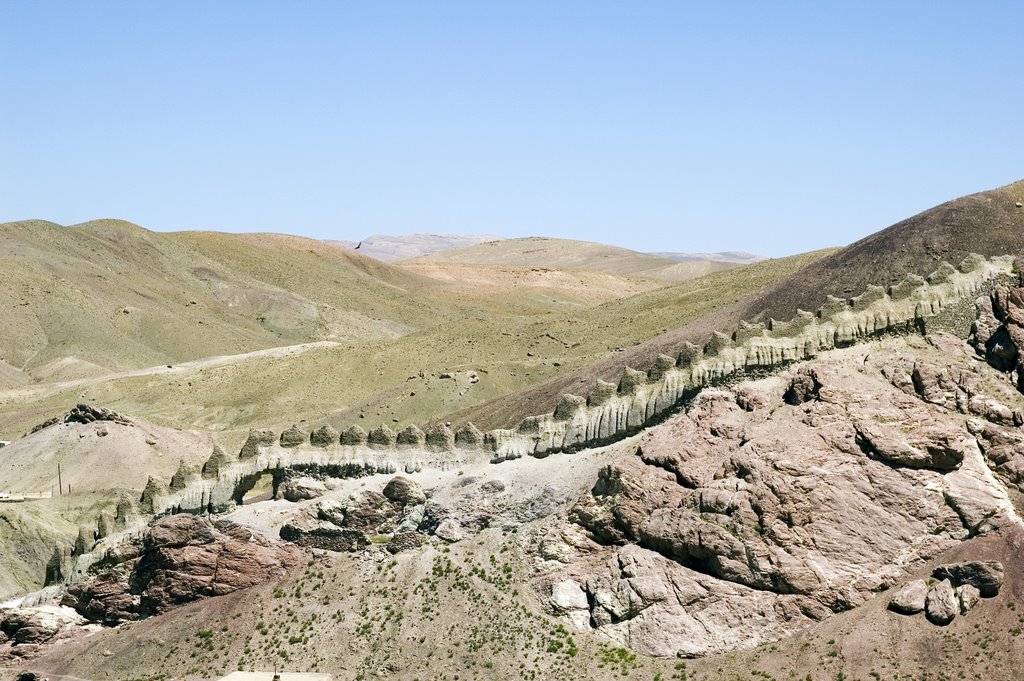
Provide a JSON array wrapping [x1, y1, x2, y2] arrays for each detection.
[[0, 220, 469, 385], [2, 221, 695, 394], [0, 249, 826, 440], [406, 236, 740, 281]]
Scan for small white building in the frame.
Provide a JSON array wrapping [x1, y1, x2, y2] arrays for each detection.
[[0, 440, 10, 449]]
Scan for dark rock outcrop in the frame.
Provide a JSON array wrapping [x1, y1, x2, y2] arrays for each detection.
[[933, 560, 1004, 597], [279, 424, 308, 448], [310, 424, 340, 448], [63, 515, 297, 625], [783, 367, 822, 405], [239, 429, 276, 459], [974, 286, 1024, 391], [30, 404, 132, 434]]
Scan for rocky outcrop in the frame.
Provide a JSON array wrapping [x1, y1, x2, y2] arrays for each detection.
[[341, 425, 368, 446], [279, 424, 308, 448], [239, 429, 276, 459], [933, 560, 1004, 597], [889, 560, 999, 626], [201, 445, 230, 479], [425, 424, 455, 452], [367, 425, 397, 450], [93, 257, 1013, 554], [973, 285, 1024, 390], [29, 404, 132, 434], [853, 421, 967, 471], [63, 515, 297, 625], [783, 367, 822, 405], [396, 425, 426, 448], [279, 513, 370, 553], [560, 347, 1018, 657], [310, 424, 339, 447], [0, 607, 82, 645], [279, 485, 417, 551]]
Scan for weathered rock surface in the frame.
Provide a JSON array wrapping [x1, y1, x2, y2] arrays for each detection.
[[925, 579, 958, 625], [279, 424, 308, 448], [239, 429, 276, 459], [279, 489, 420, 551], [932, 560, 1004, 597], [783, 367, 822, 405], [853, 421, 967, 470], [63, 515, 297, 625], [383, 475, 426, 506], [550, 580, 588, 611], [558, 345, 1019, 657], [957, 584, 981, 614], [278, 477, 327, 502], [974, 285, 1024, 390], [309, 424, 340, 447], [888, 579, 928, 614], [0, 607, 82, 645]]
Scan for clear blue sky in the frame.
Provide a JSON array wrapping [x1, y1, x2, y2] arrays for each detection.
[[2, 2, 1021, 257]]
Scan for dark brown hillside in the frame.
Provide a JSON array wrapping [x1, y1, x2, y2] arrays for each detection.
[[749, 178, 1024, 322]]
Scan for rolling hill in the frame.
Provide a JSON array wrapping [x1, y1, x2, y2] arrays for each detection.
[[405, 236, 742, 282], [0, 220, 468, 386], [328, 233, 505, 260]]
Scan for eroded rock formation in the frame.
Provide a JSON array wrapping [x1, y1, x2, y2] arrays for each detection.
[[549, 338, 1020, 657], [62, 515, 299, 625]]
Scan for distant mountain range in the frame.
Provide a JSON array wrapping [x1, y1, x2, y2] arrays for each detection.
[[649, 251, 765, 264], [330, 234, 763, 265], [327, 234, 503, 261]]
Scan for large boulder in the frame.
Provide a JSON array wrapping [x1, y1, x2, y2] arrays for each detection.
[[343, 491, 400, 533], [925, 579, 958, 625], [933, 561, 1004, 597], [958, 584, 981, 614], [383, 476, 426, 506], [279, 477, 327, 502], [550, 580, 589, 612], [888, 579, 928, 615], [0, 608, 81, 645], [783, 368, 822, 405]]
